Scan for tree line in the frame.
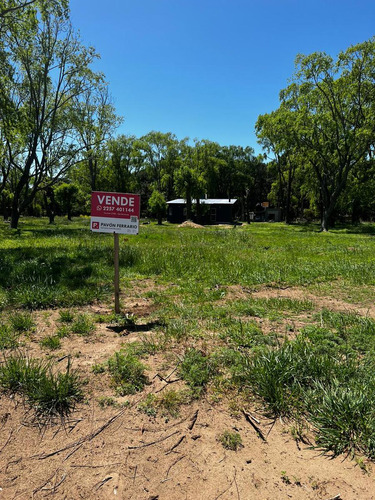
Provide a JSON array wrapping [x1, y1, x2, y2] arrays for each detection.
[[1, 1, 375, 230]]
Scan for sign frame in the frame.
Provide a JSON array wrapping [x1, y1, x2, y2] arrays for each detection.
[[90, 191, 141, 313], [91, 191, 141, 235]]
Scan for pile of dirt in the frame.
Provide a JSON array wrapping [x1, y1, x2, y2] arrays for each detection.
[[178, 220, 205, 228]]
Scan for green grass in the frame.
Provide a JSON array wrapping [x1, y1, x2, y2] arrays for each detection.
[[0, 354, 83, 420], [0, 323, 20, 349], [40, 335, 61, 350], [107, 350, 148, 395], [2, 218, 375, 458], [70, 313, 95, 336], [1, 218, 375, 309], [9, 312, 35, 332]]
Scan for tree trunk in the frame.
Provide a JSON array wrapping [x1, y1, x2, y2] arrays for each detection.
[[10, 205, 20, 229], [44, 189, 56, 224], [196, 198, 201, 224], [186, 192, 192, 220], [285, 165, 293, 224], [321, 204, 335, 232]]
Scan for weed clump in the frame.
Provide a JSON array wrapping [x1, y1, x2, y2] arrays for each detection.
[[9, 312, 35, 332], [71, 313, 95, 336], [0, 354, 83, 420], [58, 310, 75, 323], [218, 430, 243, 451], [0, 324, 20, 349], [108, 351, 148, 395], [40, 335, 61, 350], [180, 348, 217, 391]]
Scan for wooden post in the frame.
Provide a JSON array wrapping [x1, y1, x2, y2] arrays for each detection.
[[114, 232, 120, 314]]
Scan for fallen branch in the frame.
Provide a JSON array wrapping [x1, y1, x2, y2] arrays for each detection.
[[325, 495, 341, 500], [0, 429, 14, 452], [233, 467, 240, 500], [164, 455, 185, 480], [154, 378, 181, 393], [242, 409, 260, 425], [33, 469, 66, 496], [188, 410, 199, 431], [93, 476, 112, 491], [64, 442, 83, 461], [242, 410, 266, 442], [35, 408, 126, 460], [166, 435, 185, 454], [128, 430, 180, 450]]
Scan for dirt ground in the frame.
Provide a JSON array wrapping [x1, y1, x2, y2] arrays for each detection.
[[1, 285, 375, 500]]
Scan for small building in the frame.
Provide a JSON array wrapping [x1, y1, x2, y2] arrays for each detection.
[[167, 198, 238, 224], [253, 204, 282, 222]]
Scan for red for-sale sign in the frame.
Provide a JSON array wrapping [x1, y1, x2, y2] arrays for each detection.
[[91, 191, 140, 234]]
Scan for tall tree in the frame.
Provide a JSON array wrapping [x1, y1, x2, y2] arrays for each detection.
[[0, 3, 101, 228], [72, 81, 122, 191], [256, 109, 301, 223], [279, 40, 375, 231], [137, 131, 182, 198]]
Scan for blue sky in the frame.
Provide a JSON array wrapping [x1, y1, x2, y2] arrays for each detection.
[[70, 0, 375, 154]]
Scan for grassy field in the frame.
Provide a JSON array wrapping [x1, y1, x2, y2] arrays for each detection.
[[1, 217, 375, 460]]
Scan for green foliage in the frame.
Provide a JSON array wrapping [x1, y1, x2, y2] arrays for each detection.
[[257, 39, 375, 230], [0, 323, 19, 349], [71, 313, 95, 336], [156, 389, 190, 417], [9, 312, 35, 332], [92, 363, 106, 374], [40, 335, 61, 350], [58, 310, 75, 323], [56, 325, 71, 338], [107, 351, 148, 395], [180, 348, 216, 390], [310, 381, 375, 458], [138, 393, 157, 416], [98, 396, 117, 408], [219, 320, 269, 349], [148, 189, 167, 224], [217, 430, 243, 451], [0, 354, 83, 419]]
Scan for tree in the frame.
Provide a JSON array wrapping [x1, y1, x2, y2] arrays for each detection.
[[278, 40, 375, 231], [104, 135, 138, 193], [72, 81, 122, 192], [55, 182, 79, 220], [256, 109, 301, 223], [0, 3, 102, 228], [0, 1, 67, 23], [137, 131, 182, 198], [148, 189, 166, 225]]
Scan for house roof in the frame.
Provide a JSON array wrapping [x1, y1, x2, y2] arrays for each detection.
[[167, 198, 237, 205]]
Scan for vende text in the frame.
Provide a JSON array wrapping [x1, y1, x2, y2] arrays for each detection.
[[97, 195, 135, 207]]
